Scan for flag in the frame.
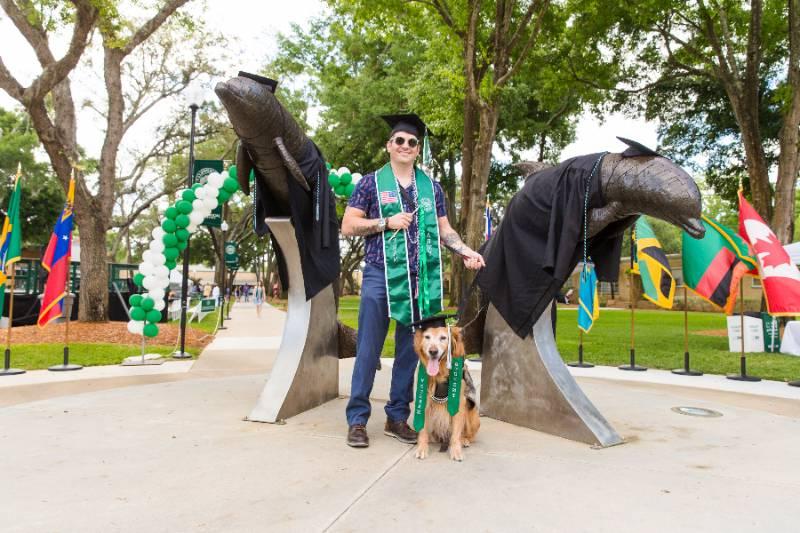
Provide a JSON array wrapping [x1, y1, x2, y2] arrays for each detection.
[[0, 169, 23, 315], [738, 191, 800, 315], [484, 198, 492, 240], [577, 264, 599, 333], [682, 215, 757, 314], [38, 178, 75, 327], [632, 217, 675, 309]]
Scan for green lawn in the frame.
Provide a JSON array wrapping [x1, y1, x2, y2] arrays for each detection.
[[7, 343, 201, 371], [339, 296, 800, 383]]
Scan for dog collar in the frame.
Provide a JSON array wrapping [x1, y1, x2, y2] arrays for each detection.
[[431, 380, 449, 403]]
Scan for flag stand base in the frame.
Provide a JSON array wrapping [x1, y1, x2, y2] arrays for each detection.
[[49, 364, 82, 372], [568, 344, 594, 368], [726, 356, 760, 382], [788, 381, 800, 388], [0, 349, 25, 376], [619, 349, 647, 371], [172, 351, 192, 359], [672, 352, 702, 376]]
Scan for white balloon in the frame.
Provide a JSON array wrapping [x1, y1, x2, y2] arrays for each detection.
[[154, 264, 169, 278], [148, 288, 166, 301], [195, 187, 206, 199], [153, 298, 166, 311], [127, 320, 144, 335], [352, 172, 363, 183], [192, 199, 204, 211], [169, 270, 183, 284], [205, 186, 219, 199], [208, 173, 224, 188], [337, 167, 350, 176], [139, 262, 153, 276], [142, 250, 153, 264], [150, 253, 166, 266], [189, 211, 205, 225], [151, 227, 165, 240], [142, 275, 159, 291], [149, 240, 165, 254], [187, 222, 198, 233], [203, 196, 217, 210]]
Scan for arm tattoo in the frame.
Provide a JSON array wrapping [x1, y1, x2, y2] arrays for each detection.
[[351, 219, 382, 237], [441, 230, 469, 255]]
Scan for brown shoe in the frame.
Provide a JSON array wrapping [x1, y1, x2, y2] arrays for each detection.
[[347, 424, 369, 448], [384, 419, 417, 444]]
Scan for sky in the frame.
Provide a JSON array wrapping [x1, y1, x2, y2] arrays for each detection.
[[0, 0, 659, 169]]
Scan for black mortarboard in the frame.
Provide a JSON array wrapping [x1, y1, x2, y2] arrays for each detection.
[[617, 136, 661, 158], [381, 113, 429, 138], [410, 313, 458, 331], [238, 71, 278, 92]]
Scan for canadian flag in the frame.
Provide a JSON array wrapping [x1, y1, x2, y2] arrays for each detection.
[[738, 191, 800, 315]]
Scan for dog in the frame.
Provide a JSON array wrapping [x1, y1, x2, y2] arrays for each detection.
[[413, 325, 480, 461]]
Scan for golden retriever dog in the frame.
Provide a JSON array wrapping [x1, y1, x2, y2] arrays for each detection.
[[413, 325, 479, 461]]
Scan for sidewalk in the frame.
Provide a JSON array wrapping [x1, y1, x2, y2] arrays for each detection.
[[0, 302, 797, 532]]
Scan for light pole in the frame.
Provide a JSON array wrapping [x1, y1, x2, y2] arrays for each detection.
[[173, 90, 202, 359], [218, 216, 229, 330]]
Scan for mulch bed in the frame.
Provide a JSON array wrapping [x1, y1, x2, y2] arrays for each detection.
[[9, 321, 213, 348], [694, 329, 728, 337]]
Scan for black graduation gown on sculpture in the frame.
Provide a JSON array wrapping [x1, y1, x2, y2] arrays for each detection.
[[253, 140, 340, 301], [476, 153, 636, 339]]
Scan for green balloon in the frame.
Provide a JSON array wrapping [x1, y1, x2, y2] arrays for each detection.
[[176, 200, 192, 214], [162, 219, 177, 233], [218, 189, 231, 203], [130, 306, 146, 321], [143, 323, 159, 338], [146, 309, 162, 323], [164, 247, 180, 261], [133, 273, 145, 287], [175, 228, 190, 242], [182, 189, 196, 202], [336, 184, 347, 196], [176, 240, 187, 252], [140, 297, 155, 311], [228, 165, 237, 179], [175, 214, 190, 228], [166, 206, 179, 220], [222, 177, 239, 193], [166, 260, 177, 270], [328, 173, 340, 188], [339, 172, 352, 185], [344, 183, 355, 197], [325, 162, 332, 170], [129, 294, 142, 307], [163, 233, 178, 247]]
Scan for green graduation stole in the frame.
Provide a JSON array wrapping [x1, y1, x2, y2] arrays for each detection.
[[413, 363, 428, 431], [376, 164, 443, 326]]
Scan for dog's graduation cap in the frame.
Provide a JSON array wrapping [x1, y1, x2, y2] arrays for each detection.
[[617, 136, 661, 158], [238, 71, 278, 92], [410, 313, 458, 331]]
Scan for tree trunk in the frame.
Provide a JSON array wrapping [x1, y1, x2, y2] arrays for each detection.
[[77, 215, 109, 321]]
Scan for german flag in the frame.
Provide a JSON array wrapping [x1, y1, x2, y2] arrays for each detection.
[[632, 217, 675, 309], [681, 215, 757, 314]]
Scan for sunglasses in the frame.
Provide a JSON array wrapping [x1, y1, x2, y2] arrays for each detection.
[[390, 136, 420, 148]]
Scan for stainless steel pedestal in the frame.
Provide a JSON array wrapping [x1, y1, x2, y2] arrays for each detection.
[[480, 303, 623, 447], [247, 218, 339, 423]]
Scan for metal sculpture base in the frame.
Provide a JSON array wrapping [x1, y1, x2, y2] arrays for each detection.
[[247, 218, 338, 423], [480, 303, 623, 447]]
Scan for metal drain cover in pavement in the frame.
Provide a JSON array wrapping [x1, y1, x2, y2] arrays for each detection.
[[671, 406, 723, 418]]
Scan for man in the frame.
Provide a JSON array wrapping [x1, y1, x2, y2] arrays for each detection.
[[341, 113, 485, 448]]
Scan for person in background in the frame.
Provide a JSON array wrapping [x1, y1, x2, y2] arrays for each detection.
[[253, 281, 265, 318]]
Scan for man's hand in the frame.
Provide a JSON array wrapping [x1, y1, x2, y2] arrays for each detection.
[[387, 212, 413, 230], [461, 248, 485, 270]]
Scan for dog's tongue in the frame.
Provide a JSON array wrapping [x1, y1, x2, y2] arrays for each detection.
[[426, 358, 440, 377]]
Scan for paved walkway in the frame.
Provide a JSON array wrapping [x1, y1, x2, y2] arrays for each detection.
[[0, 302, 798, 532]]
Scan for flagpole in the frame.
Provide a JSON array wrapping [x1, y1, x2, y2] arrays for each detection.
[[727, 283, 761, 382], [673, 285, 701, 376], [0, 164, 24, 376], [620, 230, 646, 371]]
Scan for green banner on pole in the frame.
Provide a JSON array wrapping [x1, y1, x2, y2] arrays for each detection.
[[193, 160, 223, 228]]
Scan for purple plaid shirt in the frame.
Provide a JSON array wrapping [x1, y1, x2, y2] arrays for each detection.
[[348, 172, 447, 273]]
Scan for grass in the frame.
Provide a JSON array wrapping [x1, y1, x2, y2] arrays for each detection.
[[337, 296, 800, 383], [6, 343, 201, 371]]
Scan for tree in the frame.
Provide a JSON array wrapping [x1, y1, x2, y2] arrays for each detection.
[[0, 0, 214, 321], [0, 108, 64, 247]]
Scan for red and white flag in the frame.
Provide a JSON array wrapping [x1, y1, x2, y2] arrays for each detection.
[[738, 191, 800, 315]]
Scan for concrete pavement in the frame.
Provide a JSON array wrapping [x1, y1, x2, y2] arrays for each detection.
[[0, 301, 798, 532]]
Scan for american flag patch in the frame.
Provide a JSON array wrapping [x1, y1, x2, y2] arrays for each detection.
[[380, 191, 398, 204]]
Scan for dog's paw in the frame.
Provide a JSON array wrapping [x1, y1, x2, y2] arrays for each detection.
[[462, 438, 471, 448], [415, 445, 429, 460], [449, 446, 464, 462]]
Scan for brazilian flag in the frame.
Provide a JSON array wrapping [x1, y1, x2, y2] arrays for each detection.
[[578, 264, 599, 333], [0, 172, 22, 314], [632, 217, 675, 309]]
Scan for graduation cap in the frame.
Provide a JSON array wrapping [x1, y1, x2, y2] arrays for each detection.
[[238, 71, 278, 92], [410, 313, 458, 331], [617, 137, 662, 158], [382, 113, 434, 168]]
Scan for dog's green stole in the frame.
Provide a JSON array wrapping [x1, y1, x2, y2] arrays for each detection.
[[376, 164, 443, 326]]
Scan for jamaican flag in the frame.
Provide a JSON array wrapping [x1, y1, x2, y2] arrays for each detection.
[[682, 215, 757, 314], [632, 217, 675, 309]]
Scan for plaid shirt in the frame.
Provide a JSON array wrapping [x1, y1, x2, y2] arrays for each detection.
[[348, 172, 447, 273]]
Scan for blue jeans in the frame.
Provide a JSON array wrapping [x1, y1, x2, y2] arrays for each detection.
[[346, 264, 418, 426]]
